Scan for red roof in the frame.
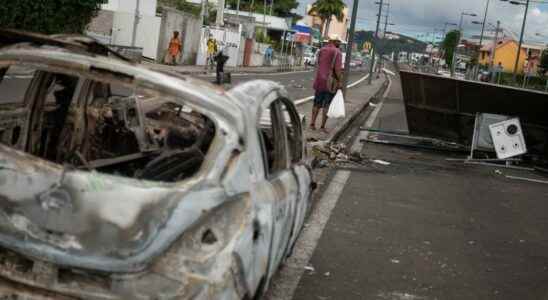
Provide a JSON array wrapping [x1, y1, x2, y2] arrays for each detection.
[[480, 38, 514, 52]]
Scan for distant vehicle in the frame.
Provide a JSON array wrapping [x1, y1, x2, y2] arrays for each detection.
[[304, 52, 316, 66], [479, 70, 491, 82], [350, 59, 363, 68], [438, 70, 451, 77]]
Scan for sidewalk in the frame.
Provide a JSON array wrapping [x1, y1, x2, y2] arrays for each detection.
[[143, 62, 308, 75], [296, 74, 387, 143], [264, 72, 388, 300]]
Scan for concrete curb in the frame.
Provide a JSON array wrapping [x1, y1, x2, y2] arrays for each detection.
[[327, 75, 390, 144], [294, 72, 372, 106]]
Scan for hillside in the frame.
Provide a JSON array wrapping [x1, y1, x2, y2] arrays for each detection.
[[354, 30, 427, 54]]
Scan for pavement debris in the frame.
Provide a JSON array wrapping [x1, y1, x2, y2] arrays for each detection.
[[311, 141, 390, 169], [304, 265, 315, 273], [373, 159, 391, 166]]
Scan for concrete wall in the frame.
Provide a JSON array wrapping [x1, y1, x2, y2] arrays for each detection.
[[196, 26, 241, 67], [87, 10, 114, 36], [157, 8, 202, 64], [111, 11, 161, 59]]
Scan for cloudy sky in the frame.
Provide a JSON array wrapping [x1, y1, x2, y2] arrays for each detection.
[[297, 0, 548, 45]]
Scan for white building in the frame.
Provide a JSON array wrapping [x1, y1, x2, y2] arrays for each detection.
[[88, 0, 162, 60]]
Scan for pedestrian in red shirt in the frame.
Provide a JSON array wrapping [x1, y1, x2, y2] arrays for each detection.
[[310, 34, 343, 133]]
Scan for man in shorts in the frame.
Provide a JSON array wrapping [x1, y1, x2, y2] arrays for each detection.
[[310, 34, 342, 133]]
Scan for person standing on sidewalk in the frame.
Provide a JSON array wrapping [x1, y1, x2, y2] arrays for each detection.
[[310, 35, 342, 133], [264, 45, 273, 66], [214, 48, 229, 85], [207, 35, 218, 70], [166, 31, 182, 66]]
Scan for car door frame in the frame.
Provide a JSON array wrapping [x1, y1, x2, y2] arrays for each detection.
[[256, 96, 301, 280], [276, 97, 312, 252]]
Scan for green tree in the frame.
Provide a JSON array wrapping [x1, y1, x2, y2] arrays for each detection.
[[442, 30, 459, 68], [309, 0, 345, 38], [0, 0, 107, 34]]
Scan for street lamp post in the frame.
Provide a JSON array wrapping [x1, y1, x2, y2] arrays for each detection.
[[489, 21, 502, 83], [473, 0, 491, 80], [451, 12, 477, 77], [368, 0, 384, 84], [502, 0, 531, 82], [443, 22, 458, 36], [342, 0, 361, 96]]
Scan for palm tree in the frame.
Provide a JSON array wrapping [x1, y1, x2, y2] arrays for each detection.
[[309, 0, 345, 39]]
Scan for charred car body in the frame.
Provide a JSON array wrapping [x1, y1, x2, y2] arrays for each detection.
[[0, 30, 312, 299]]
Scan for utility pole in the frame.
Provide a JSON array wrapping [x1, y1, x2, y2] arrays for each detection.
[[451, 14, 464, 77], [131, 0, 141, 47], [475, 0, 490, 80], [216, 0, 225, 26], [512, 0, 530, 82], [263, 0, 267, 30], [451, 12, 477, 77], [383, 3, 390, 37], [368, 0, 384, 85], [342, 0, 360, 95], [236, 0, 240, 20], [490, 20, 501, 83], [201, 0, 209, 25]]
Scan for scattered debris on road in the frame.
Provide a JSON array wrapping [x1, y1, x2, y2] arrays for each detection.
[[310, 141, 392, 169]]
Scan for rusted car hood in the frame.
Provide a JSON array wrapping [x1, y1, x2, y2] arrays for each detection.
[[0, 144, 229, 273]]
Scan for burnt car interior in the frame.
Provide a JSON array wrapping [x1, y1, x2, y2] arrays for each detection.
[[0, 65, 215, 182]]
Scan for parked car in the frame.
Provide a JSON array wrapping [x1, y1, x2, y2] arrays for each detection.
[[350, 59, 363, 68], [303, 51, 316, 66], [0, 30, 313, 299]]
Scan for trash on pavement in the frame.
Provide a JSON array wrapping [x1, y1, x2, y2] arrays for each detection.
[[373, 159, 391, 166], [304, 265, 315, 272]]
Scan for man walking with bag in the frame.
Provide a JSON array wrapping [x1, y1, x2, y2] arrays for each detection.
[[310, 34, 343, 133]]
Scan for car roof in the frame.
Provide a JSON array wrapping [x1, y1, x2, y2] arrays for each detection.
[[0, 30, 246, 136]]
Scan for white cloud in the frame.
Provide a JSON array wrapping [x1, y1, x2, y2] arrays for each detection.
[[297, 0, 548, 44]]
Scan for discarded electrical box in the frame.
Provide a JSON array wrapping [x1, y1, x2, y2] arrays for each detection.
[[489, 118, 527, 159]]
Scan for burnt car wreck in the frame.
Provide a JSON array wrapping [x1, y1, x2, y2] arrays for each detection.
[[0, 30, 312, 299]]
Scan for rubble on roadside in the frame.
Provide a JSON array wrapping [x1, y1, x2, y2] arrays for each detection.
[[309, 140, 390, 169]]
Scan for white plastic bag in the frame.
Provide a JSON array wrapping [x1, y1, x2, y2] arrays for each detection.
[[327, 90, 345, 119]]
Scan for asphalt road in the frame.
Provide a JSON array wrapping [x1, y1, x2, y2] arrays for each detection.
[[288, 67, 548, 300], [1, 68, 370, 105], [199, 67, 370, 101]]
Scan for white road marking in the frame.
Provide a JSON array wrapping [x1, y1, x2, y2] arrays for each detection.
[[294, 73, 371, 106], [199, 69, 313, 78], [263, 170, 351, 300], [264, 81, 386, 299]]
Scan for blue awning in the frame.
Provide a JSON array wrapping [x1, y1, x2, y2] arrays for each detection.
[[292, 24, 312, 34]]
